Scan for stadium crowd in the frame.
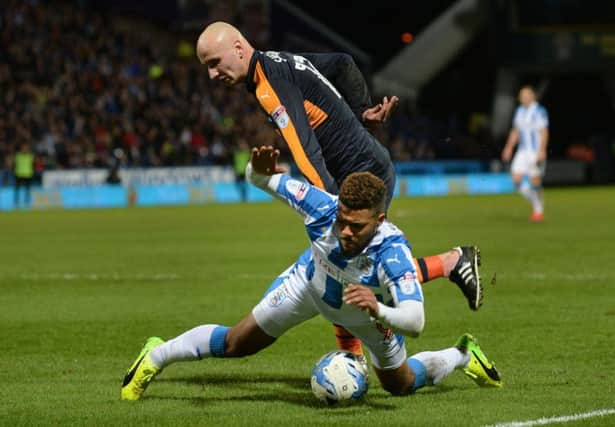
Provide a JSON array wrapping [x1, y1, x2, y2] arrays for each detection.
[[0, 0, 488, 181]]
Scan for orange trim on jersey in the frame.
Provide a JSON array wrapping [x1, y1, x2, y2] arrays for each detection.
[[253, 62, 325, 190], [303, 100, 328, 129]]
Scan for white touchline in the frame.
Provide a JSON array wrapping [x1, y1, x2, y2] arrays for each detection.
[[7, 272, 182, 281], [484, 408, 615, 427]]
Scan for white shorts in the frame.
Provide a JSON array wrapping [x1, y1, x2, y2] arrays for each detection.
[[252, 257, 408, 370], [511, 149, 546, 178]]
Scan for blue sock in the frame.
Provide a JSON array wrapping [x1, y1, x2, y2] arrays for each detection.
[[407, 357, 427, 392], [210, 326, 230, 357]]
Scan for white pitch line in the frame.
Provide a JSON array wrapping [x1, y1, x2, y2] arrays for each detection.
[[484, 408, 615, 427], [6, 273, 181, 281], [499, 272, 614, 281]]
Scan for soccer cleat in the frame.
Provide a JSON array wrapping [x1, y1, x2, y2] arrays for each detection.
[[448, 246, 483, 311], [456, 333, 502, 388], [530, 212, 544, 222], [121, 336, 164, 401]]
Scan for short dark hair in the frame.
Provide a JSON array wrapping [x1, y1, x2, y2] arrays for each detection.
[[520, 84, 536, 93], [338, 172, 386, 214]]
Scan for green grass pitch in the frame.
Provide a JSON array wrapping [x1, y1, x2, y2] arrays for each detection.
[[2, 187, 614, 426]]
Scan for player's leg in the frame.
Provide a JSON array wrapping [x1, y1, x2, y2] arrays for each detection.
[[511, 150, 534, 206], [14, 177, 21, 207], [121, 255, 319, 400], [528, 157, 546, 222], [380, 154, 482, 306], [413, 246, 482, 310], [372, 335, 502, 395], [23, 177, 32, 207], [120, 314, 276, 401]]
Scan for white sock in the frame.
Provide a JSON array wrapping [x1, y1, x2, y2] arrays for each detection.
[[529, 186, 544, 213], [518, 181, 532, 202], [149, 324, 229, 368], [410, 347, 470, 385]]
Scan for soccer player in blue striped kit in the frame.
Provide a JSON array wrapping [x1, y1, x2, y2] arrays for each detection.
[[121, 146, 502, 401], [502, 85, 549, 222]]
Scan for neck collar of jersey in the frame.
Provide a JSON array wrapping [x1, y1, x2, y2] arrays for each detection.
[[245, 51, 260, 93], [522, 101, 538, 111]]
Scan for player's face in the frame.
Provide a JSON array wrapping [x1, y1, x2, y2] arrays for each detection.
[[335, 203, 385, 257], [201, 43, 244, 86], [519, 88, 535, 106]]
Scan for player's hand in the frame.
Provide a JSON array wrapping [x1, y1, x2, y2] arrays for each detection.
[[343, 284, 379, 317], [501, 146, 513, 163], [362, 95, 399, 126], [536, 149, 547, 163], [250, 145, 288, 175]]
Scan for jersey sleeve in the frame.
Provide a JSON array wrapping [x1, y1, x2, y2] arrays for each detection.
[[512, 107, 522, 130], [301, 52, 371, 123], [536, 106, 549, 129], [246, 165, 337, 242], [378, 243, 423, 304], [254, 74, 338, 194]]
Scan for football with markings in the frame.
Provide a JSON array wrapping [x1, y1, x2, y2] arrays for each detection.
[[310, 351, 369, 405]]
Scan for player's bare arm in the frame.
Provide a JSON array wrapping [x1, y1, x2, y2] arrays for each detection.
[[537, 128, 549, 163], [501, 128, 518, 162]]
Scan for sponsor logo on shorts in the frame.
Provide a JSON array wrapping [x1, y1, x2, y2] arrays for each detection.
[[268, 285, 288, 308]]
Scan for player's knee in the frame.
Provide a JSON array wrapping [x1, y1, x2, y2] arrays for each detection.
[[223, 330, 250, 357], [223, 323, 275, 357], [530, 176, 542, 187]]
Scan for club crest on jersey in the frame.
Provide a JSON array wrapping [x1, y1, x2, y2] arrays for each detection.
[[271, 105, 289, 129]]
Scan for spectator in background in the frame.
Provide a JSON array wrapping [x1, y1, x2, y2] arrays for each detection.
[[0, 0, 493, 174], [233, 140, 251, 202], [13, 142, 35, 207], [501, 85, 549, 222]]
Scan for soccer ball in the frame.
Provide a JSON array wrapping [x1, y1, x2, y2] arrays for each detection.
[[310, 351, 369, 405]]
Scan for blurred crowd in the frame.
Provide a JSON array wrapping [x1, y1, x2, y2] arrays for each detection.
[[0, 0, 488, 182]]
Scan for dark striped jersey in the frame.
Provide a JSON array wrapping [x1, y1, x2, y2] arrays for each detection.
[[246, 50, 394, 199]]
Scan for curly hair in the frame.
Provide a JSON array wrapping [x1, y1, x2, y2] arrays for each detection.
[[338, 172, 386, 214]]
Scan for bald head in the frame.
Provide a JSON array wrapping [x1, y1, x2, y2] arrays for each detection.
[[196, 21, 254, 86]]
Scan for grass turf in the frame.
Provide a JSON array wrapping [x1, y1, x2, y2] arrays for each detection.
[[1, 187, 614, 426]]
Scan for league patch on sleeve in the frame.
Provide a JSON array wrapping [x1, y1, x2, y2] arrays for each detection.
[[285, 179, 309, 201], [398, 272, 416, 295], [272, 105, 289, 129]]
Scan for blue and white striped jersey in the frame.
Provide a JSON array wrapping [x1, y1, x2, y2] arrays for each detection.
[[256, 172, 423, 327], [513, 102, 549, 152]]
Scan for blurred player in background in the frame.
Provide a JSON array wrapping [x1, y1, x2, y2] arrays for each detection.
[[13, 143, 35, 208], [233, 140, 251, 202], [501, 85, 549, 222], [121, 146, 501, 401], [194, 21, 483, 361]]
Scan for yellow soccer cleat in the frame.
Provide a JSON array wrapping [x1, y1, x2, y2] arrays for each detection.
[[456, 333, 502, 388], [121, 337, 164, 401]]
